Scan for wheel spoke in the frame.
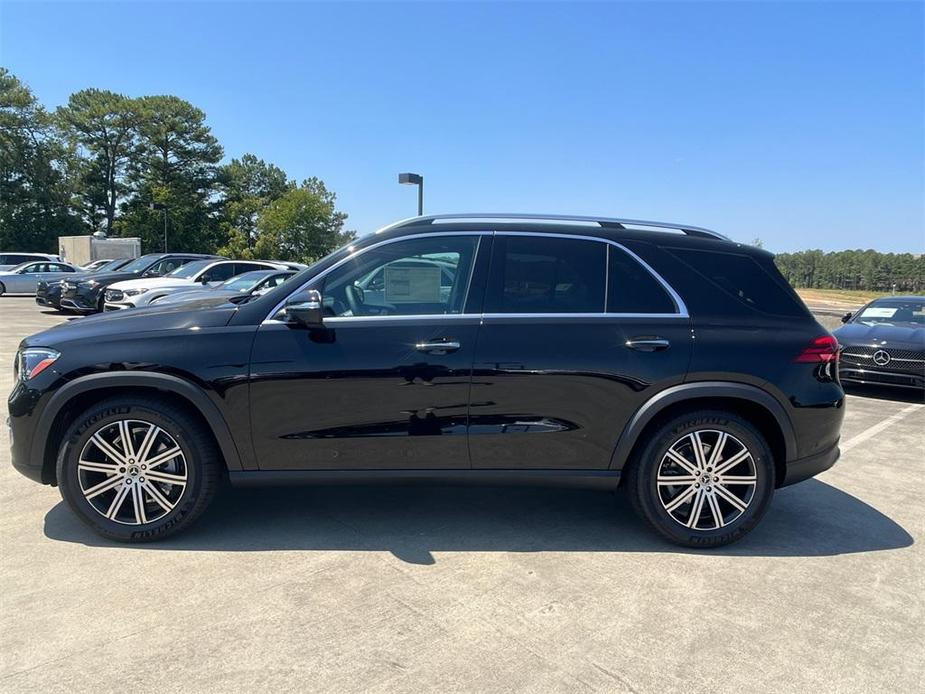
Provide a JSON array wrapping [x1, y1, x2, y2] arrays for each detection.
[[714, 484, 748, 512], [664, 484, 697, 512], [713, 449, 750, 476], [657, 475, 697, 486], [143, 480, 175, 513], [78, 460, 120, 475], [706, 492, 724, 529], [83, 474, 126, 499], [665, 449, 700, 476], [118, 420, 136, 460], [706, 432, 728, 469], [130, 482, 147, 524], [91, 433, 128, 465], [719, 474, 756, 485], [686, 489, 706, 528], [105, 483, 131, 519], [145, 469, 187, 487], [689, 433, 708, 470], [144, 446, 182, 470], [135, 424, 161, 464]]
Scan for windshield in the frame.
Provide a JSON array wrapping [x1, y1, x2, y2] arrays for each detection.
[[854, 300, 925, 327], [118, 255, 161, 273], [166, 260, 212, 279], [95, 258, 131, 272], [221, 272, 269, 292]]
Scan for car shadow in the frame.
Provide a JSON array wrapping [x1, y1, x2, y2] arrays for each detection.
[[844, 383, 924, 404], [43, 479, 913, 564]]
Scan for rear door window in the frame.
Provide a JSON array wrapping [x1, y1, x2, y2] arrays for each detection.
[[485, 236, 606, 313], [608, 246, 677, 314]]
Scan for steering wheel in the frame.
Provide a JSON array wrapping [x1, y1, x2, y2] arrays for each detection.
[[344, 283, 365, 316]]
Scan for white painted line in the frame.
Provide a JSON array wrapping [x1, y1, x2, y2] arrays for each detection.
[[841, 403, 923, 453]]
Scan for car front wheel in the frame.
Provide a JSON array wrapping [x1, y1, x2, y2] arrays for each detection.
[[625, 410, 775, 548], [57, 397, 220, 542]]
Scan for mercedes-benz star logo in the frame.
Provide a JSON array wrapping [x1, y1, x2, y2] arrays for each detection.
[[872, 349, 891, 366]]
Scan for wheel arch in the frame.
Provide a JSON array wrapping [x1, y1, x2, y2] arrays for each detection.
[[35, 372, 244, 485], [610, 382, 796, 487]]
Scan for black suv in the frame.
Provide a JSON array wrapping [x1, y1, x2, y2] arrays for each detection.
[[8, 214, 844, 547], [58, 252, 221, 313]]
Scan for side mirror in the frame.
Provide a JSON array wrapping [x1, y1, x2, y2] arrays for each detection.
[[841, 312, 853, 323], [284, 289, 324, 328]]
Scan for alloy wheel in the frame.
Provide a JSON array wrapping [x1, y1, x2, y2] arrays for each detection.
[[656, 429, 757, 531], [77, 419, 188, 525]]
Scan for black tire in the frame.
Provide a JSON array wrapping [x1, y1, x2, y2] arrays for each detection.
[[624, 410, 775, 548], [56, 396, 221, 542], [0, 282, 5, 296]]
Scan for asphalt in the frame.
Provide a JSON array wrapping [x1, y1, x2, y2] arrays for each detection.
[[0, 296, 922, 693]]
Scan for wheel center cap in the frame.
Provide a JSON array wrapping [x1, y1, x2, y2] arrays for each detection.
[[129, 467, 140, 477]]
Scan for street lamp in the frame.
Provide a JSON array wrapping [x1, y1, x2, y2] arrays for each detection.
[[398, 172, 424, 216], [150, 202, 167, 252]]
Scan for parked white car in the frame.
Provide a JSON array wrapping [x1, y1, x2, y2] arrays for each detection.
[[0, 252, 61, 271], [0, 260, 84, 295], [103, 259, 288, 310]]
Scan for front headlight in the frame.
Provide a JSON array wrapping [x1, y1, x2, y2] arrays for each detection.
[[16, 348, 61, 381], [78, 279, 100, 289], [124, 288, 149, 297]]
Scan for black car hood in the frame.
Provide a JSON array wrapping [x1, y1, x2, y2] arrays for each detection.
[[23, 301, 240, 349], [68, 269, 142, 284], [834, 322, 925, 349]]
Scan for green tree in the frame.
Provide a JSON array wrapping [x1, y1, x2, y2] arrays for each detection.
[[249, 178, 355, 263], [216, 153, 292, 257], [56, 88, 140, 234], [117, 95, 223, 252], [0, 68, 84, 252]]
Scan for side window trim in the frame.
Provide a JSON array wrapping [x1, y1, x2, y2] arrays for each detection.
[[262, 230, 688, 323]]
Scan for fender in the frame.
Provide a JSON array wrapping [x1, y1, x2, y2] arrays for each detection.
[[608, 381, 797, 469], [33, 371, 243, 473]]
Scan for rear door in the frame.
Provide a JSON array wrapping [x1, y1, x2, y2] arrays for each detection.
[[469, 233, 691, 470]]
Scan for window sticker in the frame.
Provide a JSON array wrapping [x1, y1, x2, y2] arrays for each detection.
[[860, 307, 897, 318], [384, 265, 442, 303]]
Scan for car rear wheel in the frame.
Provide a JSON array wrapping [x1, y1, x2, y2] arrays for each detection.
[[0, 282, 5, 296], [625, 410, 775, 548], [57, 397, 220, 542]]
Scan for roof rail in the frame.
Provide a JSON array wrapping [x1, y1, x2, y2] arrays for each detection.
[[377, 213, 730, 241]]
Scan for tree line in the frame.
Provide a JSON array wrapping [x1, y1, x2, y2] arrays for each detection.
[[0, 68, 355, 263], [774, 249, 923, 292]]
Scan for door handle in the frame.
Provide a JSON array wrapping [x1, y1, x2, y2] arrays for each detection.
[[625, 337, 670, 352], [415, 340, 461, 354]]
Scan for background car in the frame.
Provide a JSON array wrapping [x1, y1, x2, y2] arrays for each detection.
[[835, 296, 925, 389], [0, 260, 84, 296], [36, 257, 135, 310], [150, 269, 297, 306], [59, 253, 221, 313], [103, 259, 288, 310], [0, 252, 61, 271], [81, 258, 125, 272]]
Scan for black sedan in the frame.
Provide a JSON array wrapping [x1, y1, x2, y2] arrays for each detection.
[[834, 296, 925, 389]]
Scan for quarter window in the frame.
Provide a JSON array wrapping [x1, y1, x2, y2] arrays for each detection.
[[321, 236, 479, 317], [485, 236, 606, 314], [607, 246, 677, 314]]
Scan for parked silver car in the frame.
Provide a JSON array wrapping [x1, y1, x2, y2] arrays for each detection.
[[0, 261, 84, 295], [0, 252, 61, 271]]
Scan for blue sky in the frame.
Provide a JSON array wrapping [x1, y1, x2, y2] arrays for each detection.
[[2, 1, 923, 252]]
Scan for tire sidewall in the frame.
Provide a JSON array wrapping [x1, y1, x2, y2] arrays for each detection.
[[57, 400, 205, 541], [634, 412, 775, 548]]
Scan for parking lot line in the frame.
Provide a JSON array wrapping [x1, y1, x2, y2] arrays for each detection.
[[840, 402, 923, 453]]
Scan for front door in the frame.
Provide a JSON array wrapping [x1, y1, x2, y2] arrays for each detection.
[[468, 233, 692, 469], [249, 234, 485, 470]]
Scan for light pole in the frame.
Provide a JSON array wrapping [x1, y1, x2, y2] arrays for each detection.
[[151, 202, 167, 252], [398, 172, 424, 216]]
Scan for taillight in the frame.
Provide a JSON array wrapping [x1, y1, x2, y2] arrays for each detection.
[[795, 335, 839, 363]]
